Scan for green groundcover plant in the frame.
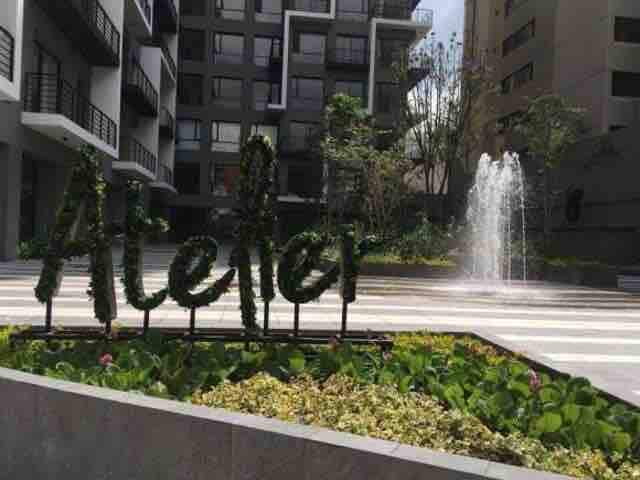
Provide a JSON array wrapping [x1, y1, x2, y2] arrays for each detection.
[[1, 328, 638, 479]]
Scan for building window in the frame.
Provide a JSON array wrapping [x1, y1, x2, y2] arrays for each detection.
[[287, 165, 318, 197], [179, 29, 205, 61], [212, 33, 244, 64], [251, 124, 279, 144], [214, 0, 245, 20], [292, 33, 326, 64], [615, 17, 640, 44], [213, 165, 241, 196], [612, 71, 640, 98], [335, 80, 366, 105], [287, 122, 317, 151], [174, 163, 201, 194], [211, 77, 243, 109], [181, 0, 206, 15], [176, 119, 202, 150], [254, 37, 282, 66], [501, 63, 533, 94], [211, 121, 242, 152], [376, 83, 395, 113], [335, 36, 367, 64], [337, 0, 368, 21], [178, 74, 204, 105], [376, 38, 408, 65], [505, 0, 527, 17], [253, 81, 280, 110], [255, 0, 282, 23], [292, 0, 328, 13], [289, 77, 324, 110], [503, 19, 535, 56]]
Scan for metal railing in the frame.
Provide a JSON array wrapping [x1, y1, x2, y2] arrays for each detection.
[[156, 0, 179, 32], [0, 26, 14, 82], [151, 36, 177, 78], [327, 48, 368, 66], [159, 164, 173, 185], [83, 0, 121, 63], [138, 0, 152, 23], [160, 107, 174, 137], [290, 0, 328, 13], [24, 73, 118, 148], [124, 137, 157, 173], [214, 6, 245, 20], [126, 57, 159, 115], [370, 5, 432, 25], [291, 50, 325, 64]]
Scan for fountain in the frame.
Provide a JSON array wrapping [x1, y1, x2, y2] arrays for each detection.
[[466, 152, 527, 283]]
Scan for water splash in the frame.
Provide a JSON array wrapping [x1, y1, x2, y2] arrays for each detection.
[[467, 153, 527, 282]]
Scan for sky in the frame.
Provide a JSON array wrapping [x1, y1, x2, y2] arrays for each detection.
[[418, 0, 465, 44]]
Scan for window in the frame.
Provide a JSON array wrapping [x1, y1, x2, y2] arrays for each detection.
[[255, 0, 282, 23], [176, 119, 202, 150], [292, 33, 326, 64], [213, 165, 241, 196], [254, 37, 282, 66], [501, 63, 533, 94], [287, 122, 317, 151], [612, 71, 640, 98], [212, 33, 244, 64], [181, 0, 206, 15], [174, 163, 200, 194], [292, 0, 328, 13], [251, 124, 279, 143], [214, 0, 245, 20], [289, 77, 324, 110], [615, 17, 640, 44], [376, 38, 408, 65], [211, 77, 243, 108], [505, 0, 527, 17], [376, 83, 395, 113], [335, 80, 366, 105], [503, 19, 535, 56], [179, 29, 205, 61], [335, 36, 367, 64], [253, 81, 280, 110], [178, 74, 204, 105], [287, 165, 319, 197], [211, 121, 242, 152], [337, 0, 368, 21]]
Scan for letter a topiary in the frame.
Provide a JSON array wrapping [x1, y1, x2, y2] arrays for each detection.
[[121, 180, 170, 312], [35, 146, 117, 324]]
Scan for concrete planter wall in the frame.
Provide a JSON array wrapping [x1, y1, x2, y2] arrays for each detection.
[[0, 367, 574, 480]]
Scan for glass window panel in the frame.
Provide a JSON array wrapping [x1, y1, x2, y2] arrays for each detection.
[[256, 0, 282, 22], [215, 0, 245, 19], [211, 121, 241, 151], [292, 34, 325, 64], [178, 74, 204, 105], [337, 0, 367, 21], [211, 77, 243, 108], [179, 29, 205, 61], [213, 165, 241, 196], [335, 80, 366, 102], [213, 33, 245, 64], [253, 81, 280, 110], [254, 37, 281, 66], [251, 124, 279, 143], [176, 119, 202, 150], [181, 0, 206, 15]]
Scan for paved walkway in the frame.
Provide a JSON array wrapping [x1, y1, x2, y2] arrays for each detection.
[[1, 247, 639, 406]]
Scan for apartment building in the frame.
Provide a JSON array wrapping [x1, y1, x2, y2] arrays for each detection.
[[463, 0, 640, 263], [172, 0, 432, 240], [0, 0, 179, 261]]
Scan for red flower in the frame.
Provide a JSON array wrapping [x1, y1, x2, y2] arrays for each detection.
[[99, 353, 114, 367]]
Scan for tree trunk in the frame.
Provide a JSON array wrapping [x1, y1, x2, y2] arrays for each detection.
[[542, 164, 552, 254]]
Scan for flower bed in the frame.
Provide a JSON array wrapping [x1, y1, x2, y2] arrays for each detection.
[[2, 329, 638, 479]]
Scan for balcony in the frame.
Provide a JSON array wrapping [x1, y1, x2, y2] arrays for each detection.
[[22, 73, 118, 156], [113, 137, 157, 180], [0, 26, 14, 83], [155, 0, 178, 33], [326, 48, 368, 70], [34, 0, 120, 66], [138, 0, 152, 24], [149, 35, 177, 81], [124, 58, 158, 116], [159, 107, 175, 139], [288, 0, 329, 13], [370, 5, 432, 23], [150, 163, 176, 193], [126, 0, 153, 37]]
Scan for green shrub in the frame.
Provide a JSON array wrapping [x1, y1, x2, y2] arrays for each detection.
[[394, 216, 450, 262], [17, 230, 49, 260]]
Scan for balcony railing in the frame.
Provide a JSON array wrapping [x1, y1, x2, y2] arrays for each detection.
[[291, 50, 325, 64], [159, 107, 175, 139], [138, 0, 152, 24], [370, 5, 433, 25], [150, 35, 177, 79], [124, 58, 159, 116], [24, 73, 118, 148], [155, 0, 178, 33], [289, 0, 329, 13], [34, 0, 120, 66], [0, 26, 14, 82], [123, 137, 157, 174], [159, 164, 173, 185], [326, 48, 368, 68]]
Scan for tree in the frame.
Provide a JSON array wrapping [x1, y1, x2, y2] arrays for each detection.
[[401, 33, 495, 207], [514, 94, 586, 250]]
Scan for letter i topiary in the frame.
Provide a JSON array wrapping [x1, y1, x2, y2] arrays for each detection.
[[121, 180, 169, 312]]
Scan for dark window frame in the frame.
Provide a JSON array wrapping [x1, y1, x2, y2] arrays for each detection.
[[178, 73, 204, 105], [615, 17, 640, 44], [211, 76, 244, 108], [176, 118, 202, 150], [212, 32, 245, 64]]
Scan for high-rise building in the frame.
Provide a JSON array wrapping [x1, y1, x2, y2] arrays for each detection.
[[0, 0, 179, 260], [173, 0, 432, 240]]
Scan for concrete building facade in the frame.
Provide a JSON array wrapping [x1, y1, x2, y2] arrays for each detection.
[[173, 0, 432, 240], [0, 0, 179, 261], [462, 0, 640, 264]]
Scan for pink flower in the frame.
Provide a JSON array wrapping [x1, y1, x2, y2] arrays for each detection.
[[529, 369, 541, 392], [99, 353, 114, 367]]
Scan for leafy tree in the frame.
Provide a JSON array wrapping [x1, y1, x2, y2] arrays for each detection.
[[514, 94, 586, 250]]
